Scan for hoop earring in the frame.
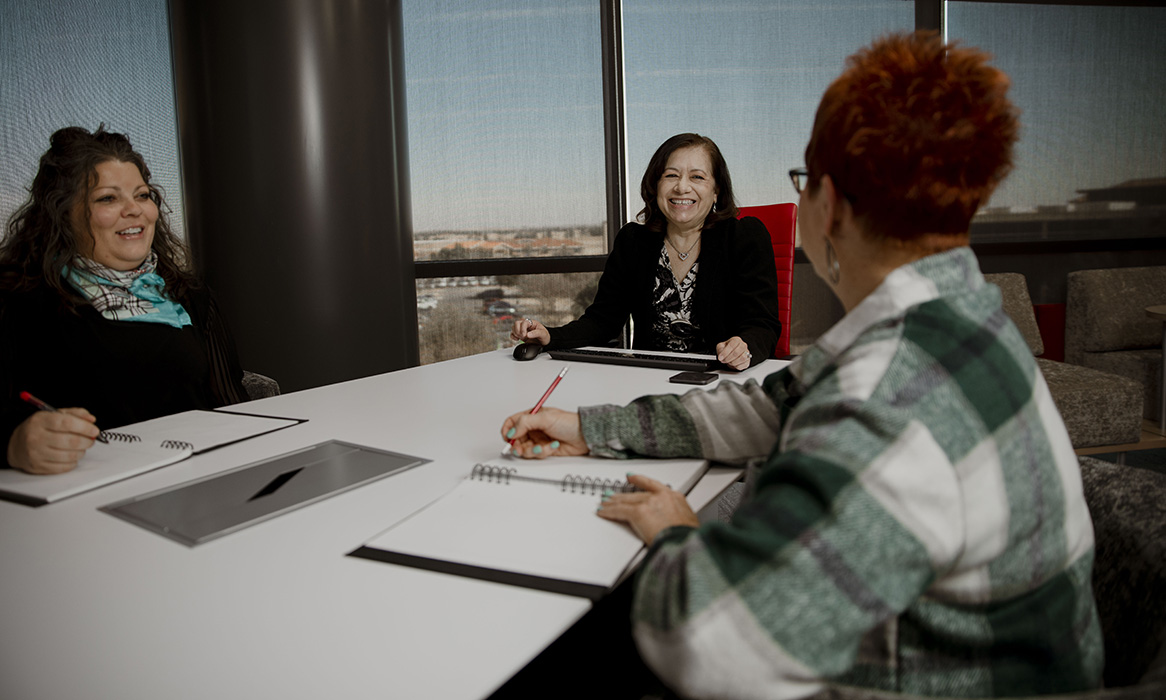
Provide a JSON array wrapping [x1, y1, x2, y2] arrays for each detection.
[[826, 240, 841, 285]]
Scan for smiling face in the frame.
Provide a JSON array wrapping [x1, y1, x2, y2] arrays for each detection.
[[76, 160, 158, 271], [656, 145, 718, 235]]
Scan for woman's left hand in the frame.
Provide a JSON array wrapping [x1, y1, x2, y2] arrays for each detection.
[[716, 335, 753, 370], [596, 473, 699, 545]]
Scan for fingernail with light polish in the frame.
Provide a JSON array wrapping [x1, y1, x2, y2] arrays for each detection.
[[533, 445, 542, 455], [506, 427, 516, 438]]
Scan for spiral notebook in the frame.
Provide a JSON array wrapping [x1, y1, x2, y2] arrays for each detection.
[[349, 457, 708, 600], [0, 409, 304, 506]]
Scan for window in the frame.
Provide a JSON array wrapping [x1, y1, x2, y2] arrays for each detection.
[[405, 1, 915, 363], [948, 2, 1166, 243], [403, 1, 610, 364], [403, 1, 608, 261], [0, 0, 185, 237], [622, 1, 912, 216], [416, 271, 602, 363]]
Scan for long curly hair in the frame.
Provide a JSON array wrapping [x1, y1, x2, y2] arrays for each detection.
[[0, 125, 199, 305], [804, 31, 1020, 242], [637, 133, 738, 233]]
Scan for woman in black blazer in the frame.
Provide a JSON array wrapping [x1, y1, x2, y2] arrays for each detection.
[[511, 133, 781, 369]]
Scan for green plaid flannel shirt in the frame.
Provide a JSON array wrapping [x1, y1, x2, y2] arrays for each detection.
[[579, 248, 1103, 699]]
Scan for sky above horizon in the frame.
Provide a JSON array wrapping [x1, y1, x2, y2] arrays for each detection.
[[402, 1, 1166, 232]]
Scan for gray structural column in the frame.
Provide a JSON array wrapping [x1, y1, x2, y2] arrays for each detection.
[[168, 0, 417, 392]]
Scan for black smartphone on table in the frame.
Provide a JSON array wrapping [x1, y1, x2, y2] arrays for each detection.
[[669, 371, 718, 385]]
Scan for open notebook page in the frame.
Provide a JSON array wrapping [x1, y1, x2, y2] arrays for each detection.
[[0, 409, 304, 506], [354, 457, 707, 599], [101, 409, 302, 453], [0, 440, 191, 506]]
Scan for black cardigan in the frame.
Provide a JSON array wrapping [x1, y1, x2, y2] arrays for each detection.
[[0, 282, 248, 466], [546, 216, 781, 367]]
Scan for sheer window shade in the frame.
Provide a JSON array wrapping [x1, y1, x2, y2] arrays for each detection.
[[0, 0, 185, 238]]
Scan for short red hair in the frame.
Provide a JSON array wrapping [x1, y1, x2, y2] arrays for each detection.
[[805, 32, 1020, 241]]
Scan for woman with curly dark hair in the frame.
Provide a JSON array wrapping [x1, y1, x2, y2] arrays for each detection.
[[509, 133, 781, 370], [1, 125, 246, 475], [502, 32, 1102, 698]]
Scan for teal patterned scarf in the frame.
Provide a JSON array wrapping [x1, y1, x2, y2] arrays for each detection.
[[64, 252, 192, 329]]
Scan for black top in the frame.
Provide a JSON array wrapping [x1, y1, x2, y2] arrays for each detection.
[[546, 216, 782, 367], [650, 246, 703, 353], [0, 282, 248, 467]]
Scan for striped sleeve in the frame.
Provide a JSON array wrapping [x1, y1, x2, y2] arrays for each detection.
[[630, 383, 960, 699], [579, 378, 782, 461]]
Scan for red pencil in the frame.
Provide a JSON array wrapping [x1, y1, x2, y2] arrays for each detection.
[[507, 366, 569, 452], [529, 366, 569, 414]]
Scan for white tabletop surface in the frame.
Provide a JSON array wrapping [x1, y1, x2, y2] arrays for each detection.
[[0, 349, 787, 700]]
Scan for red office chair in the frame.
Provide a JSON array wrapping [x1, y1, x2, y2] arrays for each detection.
[[738, 203, 796, 357]]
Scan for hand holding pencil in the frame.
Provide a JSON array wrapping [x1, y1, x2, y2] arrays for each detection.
[[500, 367, 589, 460], [6, 392, 104, 475]]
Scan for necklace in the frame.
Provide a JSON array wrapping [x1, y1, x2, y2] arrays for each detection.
[[666, 235, 701, 261]]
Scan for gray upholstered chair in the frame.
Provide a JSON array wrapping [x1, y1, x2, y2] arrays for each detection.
[[985, 273, 1143, 450], [801, 456, 1166, 700], [241, 370, 280, 400], [1066, 267, 1166, 425]]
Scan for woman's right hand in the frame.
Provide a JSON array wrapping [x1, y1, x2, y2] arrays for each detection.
[[501, 406, 589, 459], [6, 408, 101, 475], [510, 318, 550, 345]]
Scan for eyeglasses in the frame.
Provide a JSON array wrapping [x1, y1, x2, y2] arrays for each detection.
[[789, 167, 810, 195]]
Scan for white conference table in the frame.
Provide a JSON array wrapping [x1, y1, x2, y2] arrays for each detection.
[[0, 349, 788, 700]]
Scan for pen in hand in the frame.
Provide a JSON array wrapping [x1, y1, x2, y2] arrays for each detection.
[[504, 366, 569, 455], [19, 391, 108, 443]]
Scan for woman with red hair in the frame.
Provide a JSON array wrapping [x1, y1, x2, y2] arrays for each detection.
[[501, 32, 1101, 698]]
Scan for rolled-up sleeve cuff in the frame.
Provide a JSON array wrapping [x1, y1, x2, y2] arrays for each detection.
[[579, 403, 630, 459], [646, 524, 697, 553]]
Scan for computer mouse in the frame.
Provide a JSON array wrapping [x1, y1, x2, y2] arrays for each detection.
[[512, 343, 542, 361]]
